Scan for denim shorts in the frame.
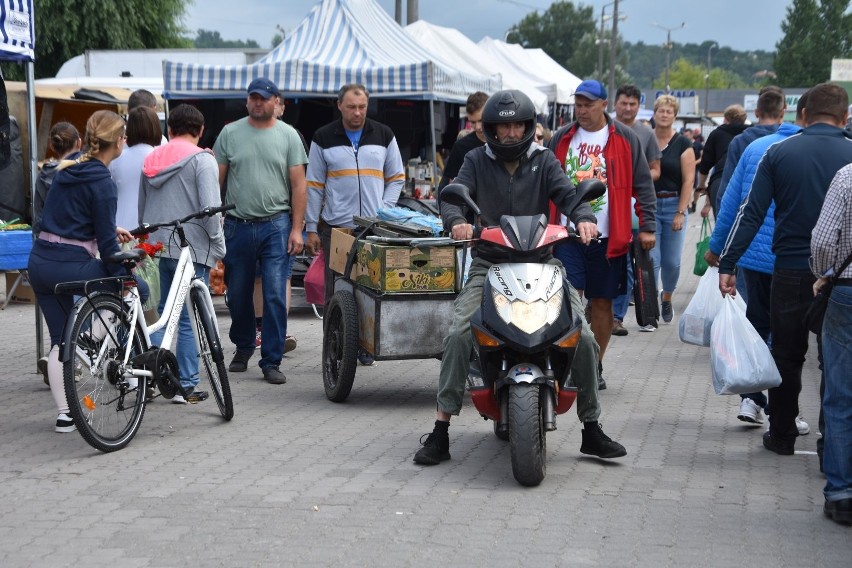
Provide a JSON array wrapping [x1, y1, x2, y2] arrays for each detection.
[[555, 238, 627, 299]]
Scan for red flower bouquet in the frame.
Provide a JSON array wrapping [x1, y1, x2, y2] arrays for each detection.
[[135, 234, 165, 257]]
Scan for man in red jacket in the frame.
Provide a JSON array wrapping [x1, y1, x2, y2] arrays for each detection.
[[549, 80, 657, 387]]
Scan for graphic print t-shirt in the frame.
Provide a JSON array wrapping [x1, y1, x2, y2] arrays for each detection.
[[561, 126, 610, 237]]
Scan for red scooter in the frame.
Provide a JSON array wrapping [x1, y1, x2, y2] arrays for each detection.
[[441, 179, 605, 486]]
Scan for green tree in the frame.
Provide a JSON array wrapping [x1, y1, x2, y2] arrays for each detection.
[[774, 0, 852, 87], [507, 1, 596, 77], [652, 58, 746, 91], [194, 29, 260, 49], [1, 0, 192, 80]]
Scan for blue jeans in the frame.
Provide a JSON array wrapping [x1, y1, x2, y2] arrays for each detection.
[[150, 257, 210, 391], [822, 284, 852, 502], [223, 214, 291, 370], [650, 197, 687, 295]]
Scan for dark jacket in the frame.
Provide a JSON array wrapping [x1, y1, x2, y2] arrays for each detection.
[[442, 143, 595, 263], [698, 122, 749, 186], [716, 124, 780, 208], [719, 123, 852, 273], [438, 132, 485, 190], [33, 160, 61, 233], [549, 115, 656, 258], [39, 154, 122, 272]]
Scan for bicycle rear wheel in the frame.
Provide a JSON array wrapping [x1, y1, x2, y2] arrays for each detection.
[[64, 294, 147, 452], [191, 289, 233, 420]]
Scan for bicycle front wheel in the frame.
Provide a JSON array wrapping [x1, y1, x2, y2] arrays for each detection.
[[64, 294, 147, 452], [191, 289, 233, 420]]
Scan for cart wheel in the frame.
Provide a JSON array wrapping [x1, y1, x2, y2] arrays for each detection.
[[322, 291, 358, 402]]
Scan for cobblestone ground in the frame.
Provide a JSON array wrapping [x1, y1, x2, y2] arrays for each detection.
[[1, 219, 849, 567]]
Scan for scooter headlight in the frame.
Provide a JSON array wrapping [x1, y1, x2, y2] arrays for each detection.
[[491, 290, 563, 334]]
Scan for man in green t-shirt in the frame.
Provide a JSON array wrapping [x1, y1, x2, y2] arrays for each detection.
[[213, 77, 308, 385]]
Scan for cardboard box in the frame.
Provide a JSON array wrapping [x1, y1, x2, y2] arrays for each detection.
[[329, 228, 456, 293], [4, 270, 36, 304]]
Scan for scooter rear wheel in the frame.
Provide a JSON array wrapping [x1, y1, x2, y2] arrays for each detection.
[[508, 383, 546, 486]]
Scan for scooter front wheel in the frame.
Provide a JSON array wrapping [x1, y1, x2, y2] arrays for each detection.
[[508, 383, 546, 486]]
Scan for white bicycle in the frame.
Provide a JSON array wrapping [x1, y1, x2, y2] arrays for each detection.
[[56, 205, 235, 452]]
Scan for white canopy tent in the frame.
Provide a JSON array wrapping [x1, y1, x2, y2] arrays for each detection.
[[162, 0, 500, 102], [477, 37, 581, 105], [404, 20, 549, 115]]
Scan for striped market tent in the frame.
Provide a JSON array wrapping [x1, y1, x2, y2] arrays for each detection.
[[162, 0, 500, 102]]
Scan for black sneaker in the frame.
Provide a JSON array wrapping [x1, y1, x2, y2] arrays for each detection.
[[824, 498, 852, 525], [580, 422, 626, 458], [357, 349, 374, 366], [55, 413, 76, 433], [762, 430, 794, 455], [597, 360, 607, 390], [228, 349, 253, 373], [38, 356, 49, 386], [660, 293, 674, 323], [262, 366, 287, 385], [413, 431, 450, 465]]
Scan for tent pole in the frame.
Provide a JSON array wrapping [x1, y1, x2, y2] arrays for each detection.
[[429, 99, 436, 195], [26, 61, 44, 361]]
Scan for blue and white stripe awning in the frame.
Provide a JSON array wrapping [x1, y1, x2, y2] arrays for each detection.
[[0, 0, 35, 63], [163, 0, 499, 102]]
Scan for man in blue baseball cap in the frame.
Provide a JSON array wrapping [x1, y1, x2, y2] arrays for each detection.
[[548, 79, 657, 389], [213, 77, 308, 385]]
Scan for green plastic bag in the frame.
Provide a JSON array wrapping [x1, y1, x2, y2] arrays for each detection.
[[694, 217, 712, 276]]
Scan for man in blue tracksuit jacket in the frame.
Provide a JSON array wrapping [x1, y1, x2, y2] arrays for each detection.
[[718, 83, 852, 456], [705, 95, 806, 427]]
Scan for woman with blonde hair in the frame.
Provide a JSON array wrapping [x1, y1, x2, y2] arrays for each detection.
[[651, 95, 695, 324], [27, 110, 134, 433]]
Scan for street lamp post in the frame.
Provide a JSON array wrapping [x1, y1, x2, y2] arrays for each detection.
[[597, 3, 611, 80], [704, 42, 718, 115], [607, 0, 621, 112], [652, 22, 685, 93]]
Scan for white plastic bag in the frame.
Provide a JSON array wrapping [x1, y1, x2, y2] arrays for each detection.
[[710, 295, 781, 395], [679, 267, 746, 346]]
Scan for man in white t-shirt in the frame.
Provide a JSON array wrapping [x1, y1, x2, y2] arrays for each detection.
[[548, 80, 657, 388]]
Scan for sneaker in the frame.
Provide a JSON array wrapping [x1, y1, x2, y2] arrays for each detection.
[[796, 415, 810, 435], [357, 350, 374, 366], [255, 327, 262, 350], [638, 324, 656, 332], [824, 498, 852, 525], [284, 335, 297, 354], [263, 366, 287, 385], [55, 413, 76, 433], [580, 422, 626, 458], [762, 430, 794, 455], [172, 393, 187, 405], [737, 398, 765, 425], [413, 431, 450, 465], [38, 356, 49, 386], [612, 319, 628, 336], [228, 349, 253, 373], [597, 360, 607, 391], [660, 293, 674, 323]]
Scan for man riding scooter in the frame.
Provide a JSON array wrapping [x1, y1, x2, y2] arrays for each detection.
[[413, 89, 627, 466]]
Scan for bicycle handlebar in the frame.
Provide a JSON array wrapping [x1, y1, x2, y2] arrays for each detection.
[[129, 204, 236, 237]]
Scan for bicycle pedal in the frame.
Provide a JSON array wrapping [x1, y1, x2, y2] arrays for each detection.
[[187, 390, 209, 404]]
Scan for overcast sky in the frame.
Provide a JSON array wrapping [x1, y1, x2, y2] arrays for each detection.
[[184, 0, 790, 53]]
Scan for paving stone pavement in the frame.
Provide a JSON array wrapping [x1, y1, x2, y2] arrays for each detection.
[[1, 218, 849, 567]]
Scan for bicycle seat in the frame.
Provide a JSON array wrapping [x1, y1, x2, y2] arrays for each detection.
[[107, 249, 146, 264]]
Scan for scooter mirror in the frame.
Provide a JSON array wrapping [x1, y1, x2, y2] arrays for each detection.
[[575, 179, 606, 203], [440, 183, 481, 215]]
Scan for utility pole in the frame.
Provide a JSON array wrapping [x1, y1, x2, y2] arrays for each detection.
[[652, 22, 685, 94], [597, 3, 611, 81], [406, 0, 418, 25], [704, 42, 718, 115], [607, 0, 620, 112]]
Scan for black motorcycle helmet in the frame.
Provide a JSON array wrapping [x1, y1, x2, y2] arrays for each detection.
[[481, 89, 537, 161]]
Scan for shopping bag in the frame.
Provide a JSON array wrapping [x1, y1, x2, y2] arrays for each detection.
[[135, 256, 160, 312], [693, 217, 712, 276], [304, 250, 325, 306], [678, 267, 746, 346], [631, 239, 659, 328], [710, 295, 781, 395]]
